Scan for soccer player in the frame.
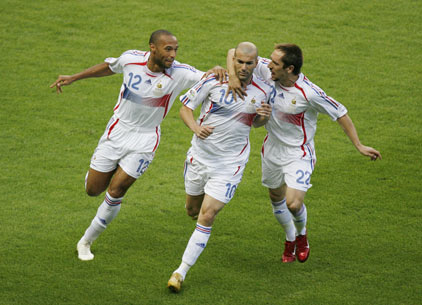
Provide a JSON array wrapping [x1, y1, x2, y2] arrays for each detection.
[[167, 42, 273, 292], [50, 30, 225, 261], [226, 44, 382, 263]]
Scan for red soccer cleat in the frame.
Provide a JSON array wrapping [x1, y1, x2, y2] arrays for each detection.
[[282, 240, 296, 263], [295, 234, 310, 263]]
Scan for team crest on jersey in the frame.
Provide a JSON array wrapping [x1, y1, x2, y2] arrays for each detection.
[[187, 89, 197, 99], [153, 82, 164, 96], [251, 98, 256, 104], [291, 99, 296, 104]]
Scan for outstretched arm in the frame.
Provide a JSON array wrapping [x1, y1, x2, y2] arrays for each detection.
[[50, 62, 114, 94], [337, 114, 382, 161], [180, 105, 215, 139]]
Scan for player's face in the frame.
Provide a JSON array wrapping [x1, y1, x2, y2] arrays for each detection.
[[150, 35, 178, 69], [268, 50, 291, 83], [233, 51, 257, 82]]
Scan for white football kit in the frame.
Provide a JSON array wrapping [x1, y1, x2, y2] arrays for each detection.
[[254, 57, 348, 191], [90, 50, 204, 178], [180, 74, 274, 203]]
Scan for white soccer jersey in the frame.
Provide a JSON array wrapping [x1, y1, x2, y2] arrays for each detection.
[[180, 74, 275, 167], [255, 57, 348, 157], [105, 50, 204, 131]]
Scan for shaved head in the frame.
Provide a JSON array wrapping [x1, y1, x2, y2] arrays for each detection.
[[233, 42, 258, 83], [235, 42, 258, 59], [149, 29, 175, 45]]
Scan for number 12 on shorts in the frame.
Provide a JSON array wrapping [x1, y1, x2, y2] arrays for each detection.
[[225, 183, 237, 199], [137, 159, 150, 174]]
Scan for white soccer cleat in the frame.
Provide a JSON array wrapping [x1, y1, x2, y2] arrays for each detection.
[[77, 238, 94, 261]]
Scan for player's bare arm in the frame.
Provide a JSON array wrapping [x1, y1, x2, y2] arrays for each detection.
[[50, 62, 114, 94], [226, 48, 247, 101], [337, 114, 382, 161], [180, 105, 215, 139], [253, 102, 272, 127]]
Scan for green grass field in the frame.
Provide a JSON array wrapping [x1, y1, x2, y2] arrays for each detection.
[[1, 0, 421, 304]]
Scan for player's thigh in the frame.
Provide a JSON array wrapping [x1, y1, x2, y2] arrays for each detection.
[[86, 168, 116, 196], [285, 186, 307, 212], [185, 193, 204, 218], [204, 165, 244, 204], [268, 184, 288, 202], [197, 194, 226, 227], [107, 166, 137, 198]]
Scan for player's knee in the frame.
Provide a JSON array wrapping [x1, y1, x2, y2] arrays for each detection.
[[286, 199, 303, 214], [198, 210, 216, 227], [85, 185, 103, 197], [107, 185, 127, 198], [186, 206, 199, 219]]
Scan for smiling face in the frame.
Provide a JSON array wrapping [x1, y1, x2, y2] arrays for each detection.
[[233, 47, 257, 84], [149, 34, 178, 70]]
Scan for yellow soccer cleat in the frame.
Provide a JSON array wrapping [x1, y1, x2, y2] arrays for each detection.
[[167, 272, 184, 293]]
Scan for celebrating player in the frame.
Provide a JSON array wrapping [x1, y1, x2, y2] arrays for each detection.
[[167, 42, 273, 292], [227, 43, 382, 263], [50, 30, 225, 261]]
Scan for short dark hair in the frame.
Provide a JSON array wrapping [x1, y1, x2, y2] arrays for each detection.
[[149, 29, 174, 44], [274, 43, 303, 75]]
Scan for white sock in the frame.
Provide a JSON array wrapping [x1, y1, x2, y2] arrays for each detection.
[[272, 199, 296, 242], [176, 223, 212, 280], [291, 203, 307, 236], [82, 192, 122, 243]]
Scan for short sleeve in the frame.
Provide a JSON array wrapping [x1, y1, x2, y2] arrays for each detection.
[[179, 75, 218, 110], [172, 61, 205, 91], [307, 84, 348, 120], [254, 57, 272, 81], [104, 50, 144, 74]]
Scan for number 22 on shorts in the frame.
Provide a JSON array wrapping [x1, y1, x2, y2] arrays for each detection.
[[296, 170, 311, 185]]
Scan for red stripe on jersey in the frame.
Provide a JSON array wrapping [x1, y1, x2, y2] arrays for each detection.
[[107, 118, 119, 139], [161, 94, 172, 118], [125, 62, 148, 66], [276, 111, 303, 126], [261, 134, 268, 157], [299, 113, 307, 157], [163, 71, 173, 79], [238, 138, 249, 156], [146, 72, 157, 77], [199, 103, 213, 126], [114, 90, 124, 111], [152, 127, 160, 152], [233, 166, 241, 176], [294, 83, 308, 102], [251, 80, 267, 98]]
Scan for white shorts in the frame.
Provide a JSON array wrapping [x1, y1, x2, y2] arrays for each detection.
[[183, 152, 245, 204], [261, 138, 316, 192], [90, 117, 160, 179]]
